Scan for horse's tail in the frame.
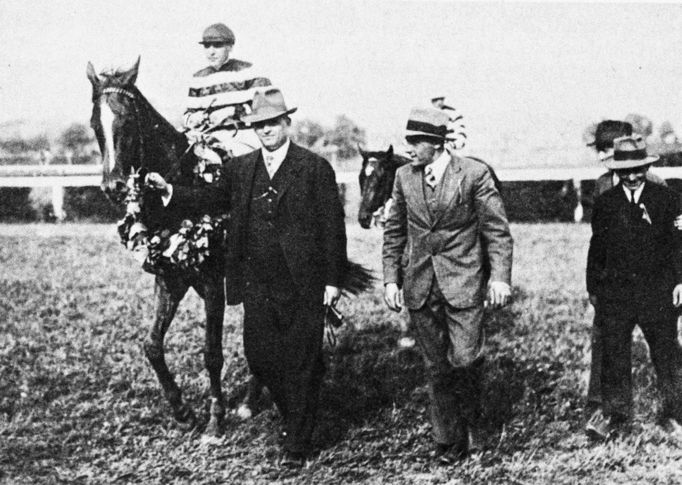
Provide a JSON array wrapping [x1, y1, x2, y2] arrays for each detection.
[[341, 260, 376, 296]]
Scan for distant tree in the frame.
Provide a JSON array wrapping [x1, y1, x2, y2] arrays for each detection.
[[58, 123, 94, 156], [0, 134, 50, 154], [326, 115, 366, 159], [292, 119, 326, 148], [659, 120, 677, 145], [582, 121, 599, 147], [624, 113, 653, 138]]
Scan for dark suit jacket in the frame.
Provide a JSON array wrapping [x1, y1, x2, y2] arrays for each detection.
[[383, 154, 513, 309], [169, 142, 347, 305], [587, 182, 682, 314]]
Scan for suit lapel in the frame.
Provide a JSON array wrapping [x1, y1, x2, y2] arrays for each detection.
[[274, 142, 305, 206], [239, 150, 259, 212], [404, 164, 432, 225], [431, 154, 463, 227]]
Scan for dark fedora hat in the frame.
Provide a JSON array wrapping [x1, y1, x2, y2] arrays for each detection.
[[241, 88, 297, 125], [586, 120, 633, 152], [199, 23, 235, 45], [405, 107, 450, 140], [603, 135, 659, 170]]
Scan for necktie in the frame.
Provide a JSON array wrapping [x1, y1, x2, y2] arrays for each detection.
[[425, 165, 437, 189], [630, 189, 637, 205], [265, 154, 275, 177]]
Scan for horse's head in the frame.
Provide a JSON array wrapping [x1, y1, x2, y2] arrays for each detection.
[[87, 57, 153, 203], [358, 145, 405, 229]]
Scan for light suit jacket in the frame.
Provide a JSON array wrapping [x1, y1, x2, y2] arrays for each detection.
[[383, 154, 513, 309]]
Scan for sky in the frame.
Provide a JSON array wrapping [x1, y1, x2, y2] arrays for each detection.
[[1, 0, 682, 167]]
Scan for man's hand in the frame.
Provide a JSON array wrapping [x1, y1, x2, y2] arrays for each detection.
[[145, 172, 170, 197], [589, 293, 598, 307], [673, 285, 682, 307], [384, 283, 403, 312], [487, 281, 511, 309], [674, 214, 682, 231], [324, 285, 341, 307]]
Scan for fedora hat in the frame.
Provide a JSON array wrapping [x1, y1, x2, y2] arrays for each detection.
[[602, 135, 659, 170], [199, 23, 235, 45], [405, 107, 450, 140], [241, 88, 297, 125], [586, 120, 633, 152]]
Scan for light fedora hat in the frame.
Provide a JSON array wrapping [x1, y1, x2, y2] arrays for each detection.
[[603, 134, 659, 170], [405, 107, 450, 140], [241, 88, 297, 125]]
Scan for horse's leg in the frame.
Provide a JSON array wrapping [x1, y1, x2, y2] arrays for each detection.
[[236, 376, 264, 420], [196, 274, 227, 436], [143, 275, 194, 427]]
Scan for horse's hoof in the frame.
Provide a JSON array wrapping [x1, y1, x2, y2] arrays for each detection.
[[398, 336, 416, 348], [236, 404, 253, 420], [174, 406, 197, 431], [205, 416, 222, 437]]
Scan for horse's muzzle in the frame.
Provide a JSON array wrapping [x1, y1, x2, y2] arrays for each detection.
[[102, 179, 129, 203]]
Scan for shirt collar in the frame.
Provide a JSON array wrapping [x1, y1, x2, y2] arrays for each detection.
[[424, 150, 450, 184], [261, 137, 290, 166], [622, 182, 645, 203]]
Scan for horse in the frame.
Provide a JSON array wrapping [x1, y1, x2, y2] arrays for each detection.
[[357, 146, 411, 229], [87, 57, 261, 435], [88, 58, 374, 436], [358, 145, 502, 229]]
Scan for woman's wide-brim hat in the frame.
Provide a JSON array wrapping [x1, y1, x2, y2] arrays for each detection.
[[405, 107, 450, 140], [241, 88, 297, 125], [602, 135, 659, 170]]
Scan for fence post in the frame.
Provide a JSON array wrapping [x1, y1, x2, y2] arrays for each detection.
[[51, 184, 66, 222], [573, 177, 583, 222]]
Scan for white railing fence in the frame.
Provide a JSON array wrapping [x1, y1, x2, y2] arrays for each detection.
[[3, 164, 682, 222]]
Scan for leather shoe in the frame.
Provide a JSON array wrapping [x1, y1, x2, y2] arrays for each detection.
[[467, 426, 485, 453], [433, 442, 466, 465], [280, 451, 306, 469]]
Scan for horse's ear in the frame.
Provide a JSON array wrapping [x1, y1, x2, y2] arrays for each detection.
[[387, 145, 394, 157], [357, 143, 366, 158], [121, 56, 140, 85], [86, 61, 100, 89]]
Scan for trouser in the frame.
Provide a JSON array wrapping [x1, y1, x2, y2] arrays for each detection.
[[242, 284, 325, 454], [408, 280, 485, 445], [600, 303, 682, 421], [586, 311, 604, 413]]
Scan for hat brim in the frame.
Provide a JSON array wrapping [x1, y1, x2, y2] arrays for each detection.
[[242, 107, 297, 125], [405, 130, 446, 140], [602, 155, 659, 170]]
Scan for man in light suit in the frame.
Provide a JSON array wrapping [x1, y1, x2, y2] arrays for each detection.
[[383, 107, 513, 463], [586, 135, 682, 439], [147, 88, 347, 467]]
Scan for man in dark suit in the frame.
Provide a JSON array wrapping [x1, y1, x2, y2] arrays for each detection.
[[383, 107, 513, 463], [147, 88, 346, 466], [586, 135, 682, 439], [584, 120, 667, 428]]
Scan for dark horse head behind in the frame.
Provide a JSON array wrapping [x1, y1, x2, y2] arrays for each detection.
[[87, 57, 194, 204], [358, 145, 411, 228]]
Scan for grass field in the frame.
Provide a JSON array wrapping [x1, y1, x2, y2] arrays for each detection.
[[2, 222, 682, 484]]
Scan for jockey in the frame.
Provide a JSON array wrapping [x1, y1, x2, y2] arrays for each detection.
[[431, 95, 467, 151], [184, 23, 272, 160]]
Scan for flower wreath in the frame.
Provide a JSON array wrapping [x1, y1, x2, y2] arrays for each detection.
[[116, 166, 228, 275]]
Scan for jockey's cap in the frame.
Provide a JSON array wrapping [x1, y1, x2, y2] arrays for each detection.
[[200, 23, 235, 45]]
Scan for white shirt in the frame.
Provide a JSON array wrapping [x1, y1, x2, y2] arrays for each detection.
[[622, 182, 645, 204], [262, 138, 290, 178], [424, 150, 450, 186]]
